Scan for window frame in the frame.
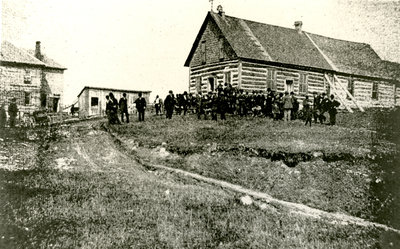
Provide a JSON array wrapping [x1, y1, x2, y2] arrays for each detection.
[[266, 69, 276, 91], [372, 82, 378, 100], [24, 92, 31, 105], [91, 97, 99, 107], [201, 41, 206, 65]]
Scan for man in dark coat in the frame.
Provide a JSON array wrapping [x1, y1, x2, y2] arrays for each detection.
[[119, 93, 129, 123], [0, 104, 7, 128], [328, 94, 340, 125], [319, 93, 329, 124], [164, 90, 175, 119], [134, 92, 146, 122], [265, 88, 274, 118], [8, 98, 18, 128], [109, 92, 121, 124], [313, 92, 321, 123]]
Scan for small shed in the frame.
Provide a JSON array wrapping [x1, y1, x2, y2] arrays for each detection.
[[77, 86, 151, 118]]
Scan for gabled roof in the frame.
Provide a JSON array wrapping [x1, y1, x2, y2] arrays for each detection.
[[185, 12, 398, 81], [1, 41, 66, 70], [1, 41, 45, 66], [380, 60, 400, 82], [307, 33, 385, 78]]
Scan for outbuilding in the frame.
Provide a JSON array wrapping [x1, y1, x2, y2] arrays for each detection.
[[77, 86, 151, 118]]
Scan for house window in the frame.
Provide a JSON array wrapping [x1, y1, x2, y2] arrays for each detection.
[[24, 70, 31, 84], [201, 41, 206, 64], [196, 77, 202, 93], [219, 37, 224, 60], [372, 82, 378, 100], [266, 69, 276, 91], [24, 92, 31, 105], [224, 71, 231, 84], [208, 77, 215, 92], [91, 97, 99, 106], [348, 79, 354, 96], [299, 74, 308, 94]]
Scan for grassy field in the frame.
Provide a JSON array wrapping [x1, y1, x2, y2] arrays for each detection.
[[0, 123, 389, 248], [1, 108, 399, 248], [111, 108, 400, 229]]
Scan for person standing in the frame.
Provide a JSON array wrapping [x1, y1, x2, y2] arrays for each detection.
[[154, 95, 161, 115], [319, 93, 329, 124], [328, 94, 340, 125], [195, 92, 203, 120], [312, 92, 321, 123], [134, 93, 146, 122], [265, 88, 274, 118], [303, 96, 312, 127], [0, 104, 7, 128], [283, 91, 293, 122], [109, 92, 121, 124], [105, 95, 112, 124], [119, 93, 129, 123], [291, 92, 299, 120], [164, 90, 175, 119], [8, 98, 18, 128]]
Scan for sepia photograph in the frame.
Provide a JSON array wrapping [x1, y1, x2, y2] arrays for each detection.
[[1, 0, 399, 248]]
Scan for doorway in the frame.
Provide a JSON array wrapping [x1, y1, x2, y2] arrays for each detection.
[[52, 98, 59, 112], [208, 77, 215, 92], [285, 79, 294, 93]]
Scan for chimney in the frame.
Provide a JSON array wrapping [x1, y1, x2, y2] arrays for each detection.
[[35, 41, 43, 61], [217, 5, 225, 17], [294, 21, 303, 33]]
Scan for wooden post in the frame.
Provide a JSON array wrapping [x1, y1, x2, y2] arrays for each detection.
[[333, 74, 364, 112], [324, 74, 353, 113]]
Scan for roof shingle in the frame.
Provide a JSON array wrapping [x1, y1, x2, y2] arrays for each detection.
[[186, 12, 399, 81]]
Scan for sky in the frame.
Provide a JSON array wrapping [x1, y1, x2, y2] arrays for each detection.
[[2, 0, 400, 106]]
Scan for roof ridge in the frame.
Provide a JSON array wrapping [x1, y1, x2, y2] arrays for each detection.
[[306, 32, 369, 46], [222, 13, 372, 47]]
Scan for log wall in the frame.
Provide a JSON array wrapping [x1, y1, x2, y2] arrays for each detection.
[[189, 61, 240, 94], [188, 60, 399, 109]]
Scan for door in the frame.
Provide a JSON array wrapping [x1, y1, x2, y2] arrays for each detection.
[[208, 77, 215, 92], [285, 79, 294, 93], [52, 98, 59, 112]]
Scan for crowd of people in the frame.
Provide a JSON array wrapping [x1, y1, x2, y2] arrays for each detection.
[[105, 92, 147, 124], [156, 84, 341, 126], [104, 83, 341, 126]]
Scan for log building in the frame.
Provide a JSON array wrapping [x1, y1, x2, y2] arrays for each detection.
[[0, 41, 66, 116], [184, 7, 400, 110]]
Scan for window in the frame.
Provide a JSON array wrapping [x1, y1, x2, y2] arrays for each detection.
[[196, 77, 202, 93], [91, 97, 99, 106], [24, 92, 30, 105], [266, 69, 276, 91], [24, 70, 31, 84], [219, 37, 224, 60], [348, 79, 354, 96], [299, 74, 308, 94], [208, 77, 215, 92], [201, 41, 206, 64], [372, 82, 378, 100], [224, 71, 231, 84]]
